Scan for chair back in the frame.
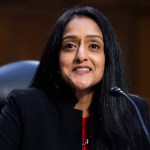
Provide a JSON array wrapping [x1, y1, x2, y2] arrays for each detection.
[[0, 60, 39, 111]]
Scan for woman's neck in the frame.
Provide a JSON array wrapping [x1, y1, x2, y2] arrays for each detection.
[[73, 89, 93, 117]]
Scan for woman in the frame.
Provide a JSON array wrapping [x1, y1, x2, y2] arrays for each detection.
[[0, 6, 149, 150]]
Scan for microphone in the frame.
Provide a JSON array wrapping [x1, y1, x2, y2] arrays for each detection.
[[110, 86, 150, 144], [109, 87, 124, 96]]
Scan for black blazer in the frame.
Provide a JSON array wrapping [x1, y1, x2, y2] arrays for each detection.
[[0, 88, 149, 150], [0, 88, 83, 150]]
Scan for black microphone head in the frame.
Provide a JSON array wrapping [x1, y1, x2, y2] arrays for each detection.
[[109, 86, 123, 97]]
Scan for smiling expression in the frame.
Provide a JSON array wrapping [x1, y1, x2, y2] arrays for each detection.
[[59, 16, 105, 92]]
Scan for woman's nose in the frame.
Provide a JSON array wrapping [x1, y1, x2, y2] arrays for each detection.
[[74, 45, 88, 63]]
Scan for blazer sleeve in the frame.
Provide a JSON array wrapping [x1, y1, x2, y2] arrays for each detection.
[[0, 90, 23, 150]]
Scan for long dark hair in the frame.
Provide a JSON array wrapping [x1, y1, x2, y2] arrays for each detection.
[[30, 6, 149, 149]]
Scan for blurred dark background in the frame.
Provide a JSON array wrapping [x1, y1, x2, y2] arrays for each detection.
[[0, 0, 150, 103]]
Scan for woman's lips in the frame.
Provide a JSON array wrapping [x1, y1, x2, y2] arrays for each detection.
[[72, 66, 92, 74]]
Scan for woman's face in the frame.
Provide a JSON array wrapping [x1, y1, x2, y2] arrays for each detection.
[[59, 16, 105, 92]]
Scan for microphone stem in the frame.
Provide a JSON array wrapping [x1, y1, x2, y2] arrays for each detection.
[[120, 91, 150, 144]]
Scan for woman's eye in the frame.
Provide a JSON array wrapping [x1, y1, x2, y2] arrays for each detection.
[[65, 43, 75, 49], [90, 44, 100, 50], [62, 43, 77, 51]]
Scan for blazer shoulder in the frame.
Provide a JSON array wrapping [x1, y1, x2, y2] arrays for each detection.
[[8, 88, 47, 99], [6, 88, 50, 108], [129, 94, 148, 106]]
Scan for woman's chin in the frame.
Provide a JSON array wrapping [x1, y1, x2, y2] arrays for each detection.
[[71, 83, 93, 91], [65, 77, 94, 91]]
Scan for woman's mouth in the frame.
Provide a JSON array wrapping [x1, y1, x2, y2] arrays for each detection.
[[73, 67, 92, 74]]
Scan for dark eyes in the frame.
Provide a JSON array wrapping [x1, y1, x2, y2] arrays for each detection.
[[64, 43, 76, 49], [89, 44, 100, 49], [64, 44, 100, 49], [62, 42, 101, 52]]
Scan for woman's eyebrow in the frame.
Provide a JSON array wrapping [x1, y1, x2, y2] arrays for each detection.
[[62, 35, 103, 41], [86, 35, 103, 41], [62, 35, 77, 41]]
